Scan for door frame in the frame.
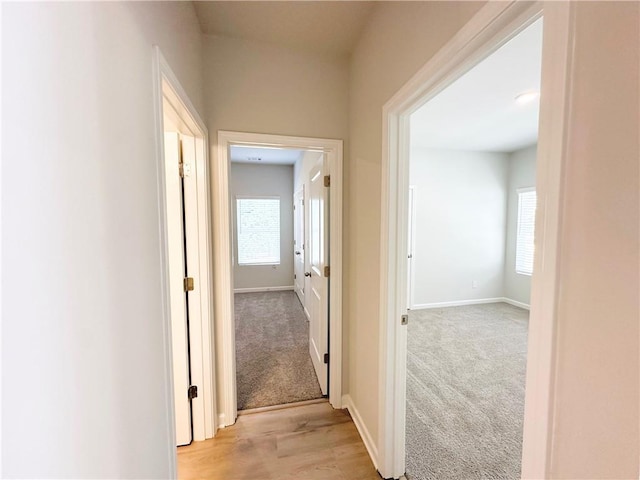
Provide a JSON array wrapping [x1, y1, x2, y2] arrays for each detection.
[[293, 185, 306, 306], [152, 47, 217, 470], [215, 131, 343, 427], [377, 2, 574, 478]]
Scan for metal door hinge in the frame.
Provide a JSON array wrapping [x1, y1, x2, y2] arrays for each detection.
[[188, 385, 198, 400], [178, 140, 184, 178], [323, 353, 329, 364], [324, 266, 330, 277], [184, 277, 194, 292], [401, 314, 408, 326], [324, 175, 330, 187]]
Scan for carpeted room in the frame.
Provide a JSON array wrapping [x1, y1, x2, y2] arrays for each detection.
[[230, 146, 326, 411], [404, 19, 541, 479]]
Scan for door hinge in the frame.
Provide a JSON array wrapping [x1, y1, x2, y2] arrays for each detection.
[[178, 140, 184, 178], [401, 314, 409, 326], [324, 175, 331, 187], [188, 385, 198, 400], [323, 353, 329, 364], [294, 274, 297, 279], [323, 266, 330, 277], [184, 277, 194, 292]]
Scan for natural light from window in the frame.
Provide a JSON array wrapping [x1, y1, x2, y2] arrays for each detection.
[[515, 188, 537, 275], [236, 197, 281, 265]]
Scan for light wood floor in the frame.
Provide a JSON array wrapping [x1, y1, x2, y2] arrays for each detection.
[[177, 401, 381, 480]]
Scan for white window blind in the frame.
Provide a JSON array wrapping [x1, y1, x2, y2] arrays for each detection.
[[236, 197, 280, 265], [515, 188, 537, 275]]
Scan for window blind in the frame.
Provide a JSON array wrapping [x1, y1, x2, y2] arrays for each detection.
[[515, 189, 537, 276], [236, 197, 281, 265]]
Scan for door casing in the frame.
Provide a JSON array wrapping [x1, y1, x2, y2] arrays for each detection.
[[378, 2, 574, 478], [215, 131, 343, 427], [153, 47, 217, 477]]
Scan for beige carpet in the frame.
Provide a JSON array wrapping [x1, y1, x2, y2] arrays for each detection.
[[406, 302, 529, 480], [235, 291, 322, 410]]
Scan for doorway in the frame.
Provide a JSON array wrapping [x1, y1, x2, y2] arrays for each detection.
[[153, 47, 216, 457], [214, 131, 343, 426], [377, 2, 574, 479], [404, 18, 541, 478], [228, 146, 328, 410]]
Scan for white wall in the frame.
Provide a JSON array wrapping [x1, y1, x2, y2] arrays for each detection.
[[545, 3, 638, 476], [504, 145, 536, 306], [230, 163, 294, 290], [349, 1, 638, 477], [409, 148, 509, 306], [2, 2, 204, 478], [203, 35, 350, 406]]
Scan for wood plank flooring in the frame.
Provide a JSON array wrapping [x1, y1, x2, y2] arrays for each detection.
[[178, 401, 380, 480]]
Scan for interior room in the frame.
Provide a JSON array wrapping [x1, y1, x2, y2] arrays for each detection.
[[230, 145, 327, 411], [406, 19, 542, 479]]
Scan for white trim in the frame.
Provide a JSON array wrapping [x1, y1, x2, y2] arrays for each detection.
[[411, 298, 505, 310], [153, 47, 217, 451], [215, 131, 343, 428], [378, 2, 572, 478], [411, 297, 531, 311], [342, 395, 379, 471], [502, 298, 531, 311], [234, 286, 295, 294]]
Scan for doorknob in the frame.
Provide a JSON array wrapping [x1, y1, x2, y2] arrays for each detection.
[[304, 272, 311, 277], [295, 251, 301, 255]]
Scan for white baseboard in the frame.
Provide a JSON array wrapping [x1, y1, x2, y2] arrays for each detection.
[[411, 297, 504, 310], [234, 285, 294, 294], [217, 412, 238, 429], [410, 297, 530, 311], [342, 394, 378, 470], [501, 297, 530, 310]]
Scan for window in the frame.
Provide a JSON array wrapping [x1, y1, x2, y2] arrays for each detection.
[[515, 188, 537, 276], [236, 197, 280, 265]]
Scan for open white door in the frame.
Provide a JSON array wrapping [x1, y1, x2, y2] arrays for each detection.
[[294, 187, 306, 308], [164, 132, 192, 446], [308, 156, 329, 395]]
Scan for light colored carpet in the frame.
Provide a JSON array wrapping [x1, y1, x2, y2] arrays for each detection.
[[235, 291, 322, 410], [406, 302, 529, 480]]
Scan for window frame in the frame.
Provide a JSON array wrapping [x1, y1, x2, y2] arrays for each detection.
[[235, 195, 282, 266], [515, 186, 537, 276]]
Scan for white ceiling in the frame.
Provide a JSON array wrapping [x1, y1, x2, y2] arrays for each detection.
[[230, 146, 303, 165], [194, 1, 376, 57], [410, 19, 543, 153]]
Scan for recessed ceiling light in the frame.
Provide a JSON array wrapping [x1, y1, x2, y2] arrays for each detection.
[[515, 90, 540, 105]]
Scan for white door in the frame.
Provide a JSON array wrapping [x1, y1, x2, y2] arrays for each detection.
[[293, 187, 306, 307], [164, 132, 192, 446], [308, 156, 329, 394], [407, 186, 415, 310]]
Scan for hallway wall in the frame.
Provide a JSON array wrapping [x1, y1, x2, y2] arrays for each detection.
[[2, 2, 205, 478], [202, 34, 350, 409], [348, 2, 639, 478], [347, 0, 486, 446]]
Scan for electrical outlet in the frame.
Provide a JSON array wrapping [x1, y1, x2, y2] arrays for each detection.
[[472, 280, 478, 289]]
